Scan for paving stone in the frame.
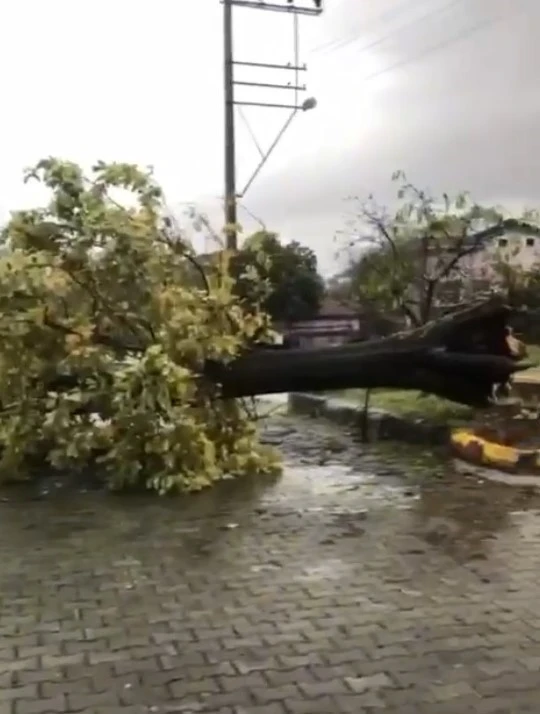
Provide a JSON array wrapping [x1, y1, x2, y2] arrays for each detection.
[[2, 414, 540, 712], [15, 695, 66, 714], [345, 672, 394, 693], [0, 686, 37, 703], [431, 681, 477, 701]]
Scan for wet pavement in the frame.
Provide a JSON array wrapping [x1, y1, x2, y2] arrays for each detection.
[[2, 412, 540, 713]]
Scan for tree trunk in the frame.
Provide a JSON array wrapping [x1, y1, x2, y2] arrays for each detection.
[[206, 298, 528, 408]]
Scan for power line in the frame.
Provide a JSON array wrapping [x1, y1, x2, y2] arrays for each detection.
[[312, 0, 432, 54], [362, 4, 524, 82], [335, 0, 466, 59], [314, 0, 428, 53]]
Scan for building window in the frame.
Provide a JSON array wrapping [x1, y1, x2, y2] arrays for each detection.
[[527, 237, 535, 247], [498, 238, 508, 248]]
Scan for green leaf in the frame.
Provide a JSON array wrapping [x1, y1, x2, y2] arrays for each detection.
[[0, 156, 282, 492]]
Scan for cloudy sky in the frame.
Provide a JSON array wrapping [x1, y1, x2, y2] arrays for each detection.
[[0, 0, 538, 273]]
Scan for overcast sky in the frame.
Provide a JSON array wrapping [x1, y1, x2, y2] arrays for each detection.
[[1, 0, 538, 273]]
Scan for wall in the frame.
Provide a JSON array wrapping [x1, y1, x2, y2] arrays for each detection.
[[286, 316, 362, 347]]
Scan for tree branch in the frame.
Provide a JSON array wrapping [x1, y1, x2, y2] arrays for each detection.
[[42, 308, 145, 353]]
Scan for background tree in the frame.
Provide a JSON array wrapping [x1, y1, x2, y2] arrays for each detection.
[[229, 231, 325, 323], [340, 172, 526, 327], [334, 173, 538, 432], [490, 239, 540, 343], [490, 219, 540, 308], [0, 158, 280, 493]]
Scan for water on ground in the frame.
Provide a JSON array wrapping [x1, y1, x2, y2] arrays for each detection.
[[2, 410, 540, 712]]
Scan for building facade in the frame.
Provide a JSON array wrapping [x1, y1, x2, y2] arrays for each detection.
[[281, 299, 362, 347], [425, 222, 540, 304]]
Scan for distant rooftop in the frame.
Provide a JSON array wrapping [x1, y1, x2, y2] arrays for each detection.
[[463, 219, 540, 250]]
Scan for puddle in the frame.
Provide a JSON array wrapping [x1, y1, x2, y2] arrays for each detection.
[[294, 557, 352, 581], [281, 463, 372, 492], [258, 462, 410, 515], [454, 458, 540, 487], [5, 411, 540, 576]]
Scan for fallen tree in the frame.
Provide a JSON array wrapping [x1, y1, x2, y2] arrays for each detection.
[[208, 299, 529, 408], [29, 298, 527, 410], [0, 158, 529, 493]]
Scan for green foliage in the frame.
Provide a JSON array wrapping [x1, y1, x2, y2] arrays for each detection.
[[0, 158, 281, 493], [493, 259, 540, 308], [491, 249, 540, 342], [342, 172, 507, 325], [491, 236, 540, 310], [229, 231, 324, 323]]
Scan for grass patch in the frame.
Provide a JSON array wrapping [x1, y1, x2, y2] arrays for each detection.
[[514, 344, 540, 384], [367, 440, 451, 481], [333, 388, 474, 424], [526, 344, 540, 364]]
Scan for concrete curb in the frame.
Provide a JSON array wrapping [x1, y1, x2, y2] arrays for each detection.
[[287, 394, 540, 485], [450, 427, 540, 473], [512, 375, 540, 403], [287, 393, 449, 445]]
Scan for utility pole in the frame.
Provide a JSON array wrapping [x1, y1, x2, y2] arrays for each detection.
[[222, 0, 323, 250], [223, 0, 237, 250]]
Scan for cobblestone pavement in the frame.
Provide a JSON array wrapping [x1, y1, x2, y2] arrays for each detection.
[[2, 413, 540, 713]]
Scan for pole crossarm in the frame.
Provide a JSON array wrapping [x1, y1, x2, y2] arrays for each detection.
[[233, 60, 307, 71], [235, 100, 305, 110], [234, 80, 306, 91], [222, 0, 323, 16]]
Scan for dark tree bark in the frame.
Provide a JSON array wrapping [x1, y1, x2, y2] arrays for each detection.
[[206, 298, 529, 408]]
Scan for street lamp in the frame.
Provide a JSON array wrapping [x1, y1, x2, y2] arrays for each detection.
[[301, 96, 317, 111]]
